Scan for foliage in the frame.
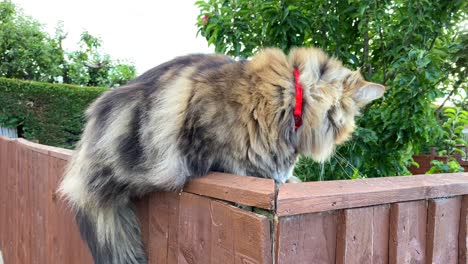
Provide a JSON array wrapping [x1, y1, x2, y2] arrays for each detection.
[[59, 31, 137, 87], [425, 107, 468, 174], [196, 0, 467, 180], [426, 158, 464, 174], [0, 1, 62, 82], [0, 77, 107, 148], [437, 107, 468, 157], [0, 2, 136, 87]]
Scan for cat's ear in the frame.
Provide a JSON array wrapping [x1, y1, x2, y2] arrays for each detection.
[[353, 82, 386, 104]]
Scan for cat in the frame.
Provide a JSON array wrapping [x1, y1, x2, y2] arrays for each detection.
[[59, 47, 385, 264]]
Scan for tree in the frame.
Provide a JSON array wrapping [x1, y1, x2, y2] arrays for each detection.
[[0, 1, 136, 87], [0, 1, 62, 82], [196, 0, 467, 180], [61, 31, 137, 87]]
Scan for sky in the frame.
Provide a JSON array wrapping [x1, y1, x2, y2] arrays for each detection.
[[12, 0, 214, 74]]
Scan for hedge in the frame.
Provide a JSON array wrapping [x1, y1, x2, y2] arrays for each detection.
[[0, 77, 108, 149]]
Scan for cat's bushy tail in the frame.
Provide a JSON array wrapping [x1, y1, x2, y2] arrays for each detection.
[[74, 200, 147, 264]]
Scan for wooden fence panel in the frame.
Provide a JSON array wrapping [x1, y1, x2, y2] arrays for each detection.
[[17, 144, 31, 264], [166, 193, 180, 264], [336, 205, 390, 264], [210, 201, 236, 264], [0, 138, 6, 262], [7, 138, 18, 264], [141, 192, 180, 264], [389, 201, 427, 264], [178, 192, 212, 263], [136, 198, 150, 260], [30, 150, 48, 264], [46, 156, 93, 264], [0, 137, 17, 264], [2, 137, 468, 264], [277, 174, 468, 216], [231, 203, 272, 263], [276, 211, 337, 264], [177, 192, 272, 264], [426, 197, 462, 264], [460, 195, 468, 264]]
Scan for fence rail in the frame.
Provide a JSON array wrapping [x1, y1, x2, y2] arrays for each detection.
[[0, 136, 467, 263]]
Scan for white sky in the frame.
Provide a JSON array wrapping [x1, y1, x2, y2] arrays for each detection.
[[12, 0, 214, 74]]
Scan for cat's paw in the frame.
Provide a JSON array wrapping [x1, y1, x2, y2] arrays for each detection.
[[286, 175, 302, 183]]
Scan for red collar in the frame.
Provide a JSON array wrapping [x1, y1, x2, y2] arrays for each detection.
[[293, 69, 303, 129]]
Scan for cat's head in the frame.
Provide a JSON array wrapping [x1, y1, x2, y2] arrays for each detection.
[[289, 48, 386, 162]]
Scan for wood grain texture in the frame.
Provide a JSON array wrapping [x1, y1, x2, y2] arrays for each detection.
[[3, 137, 468, 264], [178, 192, 212, 264], [143, 192, 180, 264], [46, 156, 93, 263], [276, 211, 337, 264], [177, 193, 272, 264], [426, 197, 462, 264], [17, 143, 31, 264], [30, 150, 48, 264], [459, 195, 468, 264], [166, 193, 180, 264], [16, 138, 72, 159], [0, 137, 9, 263], [184, 172, 275, 209], [277, 173, 468, 216], [231, 203, 272, 264], [336, 205, 390, 264], [389, 201, 427, 264], [0, 137, 17, 264]]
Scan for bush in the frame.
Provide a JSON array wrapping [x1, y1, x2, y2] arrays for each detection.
[[0, 77, 107, 148]]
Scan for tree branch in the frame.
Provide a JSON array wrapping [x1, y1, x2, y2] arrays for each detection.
[[435, 81, 461, 113], [362, 20, 371, 78]]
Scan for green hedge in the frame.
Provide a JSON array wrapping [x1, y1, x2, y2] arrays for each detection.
[[0, 77, 108, 149]]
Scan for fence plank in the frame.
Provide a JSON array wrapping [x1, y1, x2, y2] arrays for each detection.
[[277, 173, 468, 216], [426, 197, 461, 264], [460, 195, 468, 264], [8, 139, 19, 264], [30, 151, 48, 264], [210, 201, 235, 264], [145, 193, 171, 263], [0, 137, 8, 263], [136, 197, 150, 260], [143, 192, 182, 264], [184, 172, 275, 209], [17, 143, 31, 264], [166, 192, 180, 264], [0, 138, 17, 264], [231, 203, 272, 264], [372, 205, 390, 263], [46, 154, 93, 263], [389, 201, 427, 264], [177, 193, 271, 264], [178, 192, 212, 264], [276, 211, 337, 264], [336, 205, 390, 264]]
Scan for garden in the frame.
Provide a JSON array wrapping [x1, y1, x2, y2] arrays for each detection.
[[0, 1, 467, 263]]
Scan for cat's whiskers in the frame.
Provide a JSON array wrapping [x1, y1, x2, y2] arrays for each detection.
[[335, 152, 360, 174], [332, 155, 353, 179], [334, 151, 365, 179], [319, 163, 325, 181]]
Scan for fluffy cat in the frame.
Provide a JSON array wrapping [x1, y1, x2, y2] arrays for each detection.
[[59, 47, 385, 264]]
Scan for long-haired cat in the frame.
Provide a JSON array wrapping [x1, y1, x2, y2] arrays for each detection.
[[59, 47, 385, 264]]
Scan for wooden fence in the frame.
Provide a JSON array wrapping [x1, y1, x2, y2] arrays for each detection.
[[0, 136, 467, 264]]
